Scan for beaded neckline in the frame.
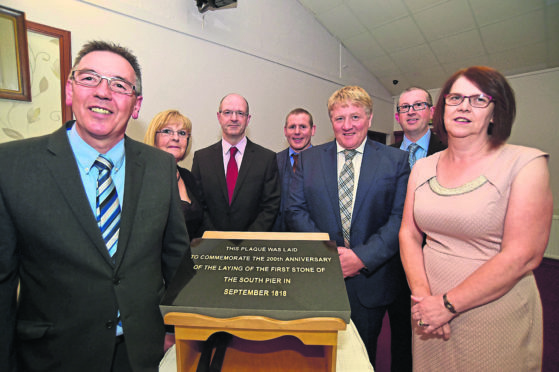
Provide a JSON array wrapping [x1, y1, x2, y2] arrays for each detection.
[[428, 175, 488, 196]]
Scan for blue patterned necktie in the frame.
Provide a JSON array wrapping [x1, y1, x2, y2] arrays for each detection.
[[408, 142, 420, 168], [93, 155, 122, 334], [93, 155, 121, 258], [338, 149, 357, 248]]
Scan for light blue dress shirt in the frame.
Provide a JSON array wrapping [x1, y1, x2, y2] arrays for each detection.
[[400, 129, 432, 161], [66, 123, 126, 221]]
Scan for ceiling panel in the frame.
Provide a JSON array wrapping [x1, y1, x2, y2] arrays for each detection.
[[297, 0, 559, 95], [316, 4, 367, 40], [430, 30, 485, 64], [370, 17, 424, 53], [413, 0, 476, 41]]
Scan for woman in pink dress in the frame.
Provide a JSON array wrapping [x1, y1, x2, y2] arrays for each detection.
[[399, 66, 553, 371]]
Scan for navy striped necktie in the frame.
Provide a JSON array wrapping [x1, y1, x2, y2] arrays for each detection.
[[93, 155, 121, 258]]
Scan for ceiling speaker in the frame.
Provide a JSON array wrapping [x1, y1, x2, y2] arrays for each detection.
[[196, 0, 237, 13]]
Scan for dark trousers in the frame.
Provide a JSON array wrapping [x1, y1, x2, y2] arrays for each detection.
[[111, 336, 132, 372], [386, 284, 412, 372]]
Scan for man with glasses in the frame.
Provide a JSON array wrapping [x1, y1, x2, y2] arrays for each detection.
[[191, 93, 280, 233], [0, 41, 193, 372], [385, 87, 446, 371], [393, 87, 446, 165]]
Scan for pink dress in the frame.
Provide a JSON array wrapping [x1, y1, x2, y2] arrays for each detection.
[[411, 144, 545, 371]]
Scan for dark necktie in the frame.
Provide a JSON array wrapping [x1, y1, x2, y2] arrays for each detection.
[[291, 153, 299, 173], [338, 149, 357, 248], [408, 142, 420, 168], [226, 147, 238, 204]]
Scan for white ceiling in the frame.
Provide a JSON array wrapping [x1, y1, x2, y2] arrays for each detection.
[[298, 0, 559, 96]]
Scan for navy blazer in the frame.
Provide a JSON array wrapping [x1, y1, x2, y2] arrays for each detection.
[[191, 138, 280, 232], [272, 148, 293, 232], [285, 139, 410, 307], [0, 122, 193, 372]]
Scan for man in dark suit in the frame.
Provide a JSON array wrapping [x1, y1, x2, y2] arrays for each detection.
[[0, 41, 193, 372], [384, 87, 447, 371], [393, 86, 446, 160], [191, 93, 280, 232], [286, 86, 410, 367], [273, 108, 316, 232]]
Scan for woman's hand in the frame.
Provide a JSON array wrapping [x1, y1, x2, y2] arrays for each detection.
[[411, 295, 455, 340]]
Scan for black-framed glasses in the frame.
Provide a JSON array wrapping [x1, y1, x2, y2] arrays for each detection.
[[397, 102, 431, 113], [71, 69, 136, 95], [156, 128, 190, 138], [219, 110, 248, 118], [444, 93, 493, 108]]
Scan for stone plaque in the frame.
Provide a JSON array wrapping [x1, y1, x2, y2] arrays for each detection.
[[161, 238, 350, 322]]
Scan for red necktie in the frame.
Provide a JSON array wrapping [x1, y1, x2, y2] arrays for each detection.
[[226, 147, 238, 204], [292, 153, 299, 173]]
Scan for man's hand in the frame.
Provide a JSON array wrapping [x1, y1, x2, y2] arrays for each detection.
[[337, 247, 365, 278]]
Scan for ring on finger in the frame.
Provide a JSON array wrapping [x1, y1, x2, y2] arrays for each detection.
[[418, 319, 429, 327]]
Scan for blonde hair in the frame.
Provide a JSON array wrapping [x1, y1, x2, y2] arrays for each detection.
[[144, 110, 192, 159], [327, 86, 373, 117]]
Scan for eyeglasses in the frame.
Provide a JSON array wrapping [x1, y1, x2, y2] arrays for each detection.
[[219, 110, 248, 118], [444, 93, 493, 108], [156, 128, 190, 138], [71, 69, 136, 95], [397, 102, 431, 113]]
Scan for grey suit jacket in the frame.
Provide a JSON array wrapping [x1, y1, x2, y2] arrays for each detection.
[[191, 138, 280, 232], [0, 122, 193, 372]]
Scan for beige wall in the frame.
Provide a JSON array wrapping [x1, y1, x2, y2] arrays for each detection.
[[0, 0, 393, 169]]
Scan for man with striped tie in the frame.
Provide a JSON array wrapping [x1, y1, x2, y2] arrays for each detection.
[[286, 86, 410, 368], [0, 41, 193, 372]]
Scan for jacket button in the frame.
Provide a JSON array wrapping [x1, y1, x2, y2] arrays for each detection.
[[105, 320, 114, 329], [113, 277, 120, 285]]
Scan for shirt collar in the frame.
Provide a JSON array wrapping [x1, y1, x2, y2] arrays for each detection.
[[402, 129, 431, 152], [336, 138, 366, 155], [289, 144, 312, 157], [222, 136, 247, 155], [67, 123, 125, 174]]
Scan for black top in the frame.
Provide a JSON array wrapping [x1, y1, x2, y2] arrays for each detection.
[[178, 166, 203, 241]]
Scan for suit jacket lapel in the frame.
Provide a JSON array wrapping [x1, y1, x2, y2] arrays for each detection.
[[321, 141, 341, 226], [44, 124, 113, 265], [211, 142, 229, 204], [353, 140, 379, 222], [113, 137, 145, 267], [232, 138, 254, 205]]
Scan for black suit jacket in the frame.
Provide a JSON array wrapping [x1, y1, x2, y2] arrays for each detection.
[[391, 130, 447, 156], [191, 138, 280, 232], [285, 139, 410, 307], [272, 148, 293, 232], [0, 122, 193, 372]]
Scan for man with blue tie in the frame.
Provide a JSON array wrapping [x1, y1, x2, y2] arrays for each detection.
[[273, 108, 316, 231], [286, 86, 410, 368], [387, 86, 447, 371], [0, 41, 193, 372], [393, 87, 446, 162]]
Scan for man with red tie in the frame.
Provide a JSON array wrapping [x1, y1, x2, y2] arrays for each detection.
[[192, 93, 280, 233]]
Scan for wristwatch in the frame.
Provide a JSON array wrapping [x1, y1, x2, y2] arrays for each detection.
[[443, 293, 457, 314]]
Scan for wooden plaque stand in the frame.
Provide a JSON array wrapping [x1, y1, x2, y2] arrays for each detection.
[[166, 232, 347, 372], [165, 312, 346, 372]]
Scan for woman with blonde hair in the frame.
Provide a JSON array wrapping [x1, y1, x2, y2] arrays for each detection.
[[144, 110, 202, 240]]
